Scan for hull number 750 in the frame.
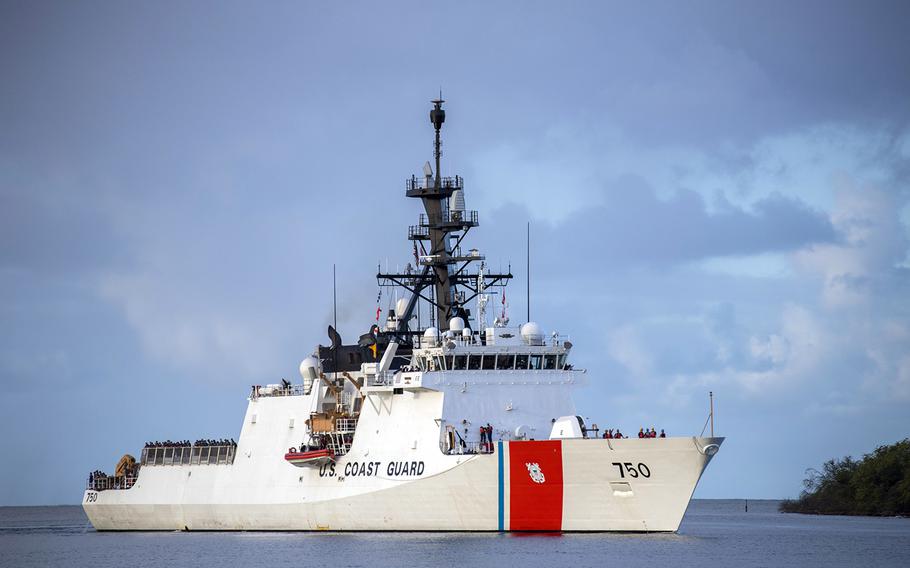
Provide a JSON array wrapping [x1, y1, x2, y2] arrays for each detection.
[[611, 462, 651, 478]]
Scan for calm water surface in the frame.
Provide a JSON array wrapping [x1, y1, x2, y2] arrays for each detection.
[[1, 500, 908, 568]]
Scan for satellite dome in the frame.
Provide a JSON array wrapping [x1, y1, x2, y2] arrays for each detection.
[[298, 356, 320, 393], [520, 322, 545, 345], [462, 328, 472, 338], [423, 327, 440, 347], [299, 357, 319, 379], [449, 317, 465, 332]]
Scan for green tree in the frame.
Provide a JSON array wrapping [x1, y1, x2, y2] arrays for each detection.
[[780, 439, 910, 516]]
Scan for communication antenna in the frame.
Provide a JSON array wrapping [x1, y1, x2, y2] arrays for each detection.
[[709, 391, 715, 437], [333, 264, 337, 377], [430, 95, 445, 188], [476, 261, 488, 329]]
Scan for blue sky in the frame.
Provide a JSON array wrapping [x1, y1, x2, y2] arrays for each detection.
[[1, 1, 909, 504]]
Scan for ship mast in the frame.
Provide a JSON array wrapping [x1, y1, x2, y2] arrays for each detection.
[[377, 98, 512, 334]]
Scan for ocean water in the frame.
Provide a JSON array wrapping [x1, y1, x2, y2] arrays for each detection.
[[1, 500, 908, 568]]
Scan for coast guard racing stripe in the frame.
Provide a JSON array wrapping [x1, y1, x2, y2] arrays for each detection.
[[508, 440, 563, 531]]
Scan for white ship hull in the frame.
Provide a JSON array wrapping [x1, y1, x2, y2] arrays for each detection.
[[84, 437, 721, 532], [85, 365, 722, 532]]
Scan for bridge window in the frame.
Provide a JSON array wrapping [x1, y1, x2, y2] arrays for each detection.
[[496, 354, 514, 370], [454, 355, 467, 370], [558, 354, 567, 369], [529, 354, 543, 370], [515, 354, 529, 369], [481, 354, 496, 370], [467, 355, 482, 370], [544, 354, 557, 370]]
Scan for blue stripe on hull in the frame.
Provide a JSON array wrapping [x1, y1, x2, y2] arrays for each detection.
[[497, 440, 504, 531]]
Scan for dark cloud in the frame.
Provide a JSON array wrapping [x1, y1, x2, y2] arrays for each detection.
[[484, 178, 837, 272]]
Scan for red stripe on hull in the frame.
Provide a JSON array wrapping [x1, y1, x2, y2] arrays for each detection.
[[508, 440, 563, 531]]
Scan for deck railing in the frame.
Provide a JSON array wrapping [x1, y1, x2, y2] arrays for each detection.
[[252, 384, 307, 398], [443, 440, 495, 455], [418, 210, 478, 227], [86, 475, 138, 491], [334, 418, 358, 433], [406, 175, 463, 192], [140, 444, 236, 466]]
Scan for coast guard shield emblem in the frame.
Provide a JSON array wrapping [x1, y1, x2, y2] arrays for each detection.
[[526, 462, 546, 483], [509, 440, 563, 530]]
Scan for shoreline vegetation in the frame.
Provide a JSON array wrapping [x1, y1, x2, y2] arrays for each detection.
[[780, 438, 909, 517]]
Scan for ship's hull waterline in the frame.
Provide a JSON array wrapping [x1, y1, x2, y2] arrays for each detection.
[[84, 437, 722, 532]]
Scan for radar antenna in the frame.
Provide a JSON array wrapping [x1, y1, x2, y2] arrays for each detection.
[[430, 96, 445, 188], [377, 98, 512, 332]]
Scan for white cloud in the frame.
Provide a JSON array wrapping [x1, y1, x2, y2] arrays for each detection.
[[98, 272, 282, 380], [749, 333, 789, 365], [606, 324, 653, 378], [794, 182, 907, 307]]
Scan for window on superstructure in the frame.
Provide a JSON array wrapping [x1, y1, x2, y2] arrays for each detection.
[[529, 354, 543, 370], [467, 355, 481, 370], [437, 356, 446, 370], [516, 354, 529, 369], [557, 354, 567, 369], [496, 354, 514, 370], [544, 354, 557, 370], [454, 355, 467, 370], [481, 354, 496, 370]]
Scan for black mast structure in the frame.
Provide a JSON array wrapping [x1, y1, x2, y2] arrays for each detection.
[[377, 98, 512, 335]]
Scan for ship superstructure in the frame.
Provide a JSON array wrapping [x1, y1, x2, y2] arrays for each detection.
[[83, 100, 723, 532]]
